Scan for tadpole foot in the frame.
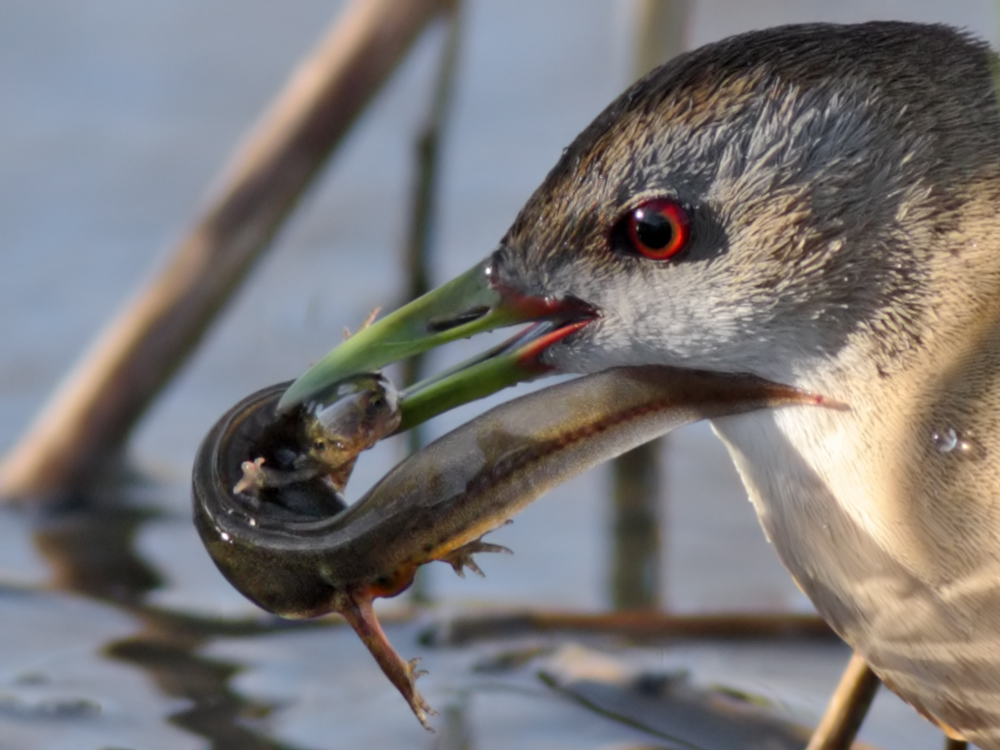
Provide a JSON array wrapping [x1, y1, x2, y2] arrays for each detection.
[[404, 657, 435, 729], [439, 539, 513, 578], [233, 457, 266, 495]]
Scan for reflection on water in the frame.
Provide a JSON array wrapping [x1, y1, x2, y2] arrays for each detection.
[[5, 474, 918, 748], [108, 633, 304, 750], [34, 505, 162, 603], [31, 495, 321, 749], [610, 440, 662, 610]]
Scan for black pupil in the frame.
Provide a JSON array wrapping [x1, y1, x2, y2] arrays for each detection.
[[635, 209, 674, 249]]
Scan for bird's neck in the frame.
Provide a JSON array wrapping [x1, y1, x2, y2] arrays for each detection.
[[710, 285, 1000, 706]]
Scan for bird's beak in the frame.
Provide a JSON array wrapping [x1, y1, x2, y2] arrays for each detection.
[[277, 256, 598, 430]]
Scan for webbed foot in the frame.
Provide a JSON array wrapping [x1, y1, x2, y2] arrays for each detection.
[[439, 539, 513, 578]]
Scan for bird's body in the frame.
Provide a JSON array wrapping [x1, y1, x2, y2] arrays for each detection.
[[494, 23, 1000, 744], [282, 21, 1000, 746], [714, 356, 1000, 742]]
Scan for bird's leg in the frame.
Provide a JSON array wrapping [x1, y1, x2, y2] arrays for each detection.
[[805, 652, 881, 750], [333, 584, 436, 731], [437, 537, 513, 578], [943, 739, 968, 749]]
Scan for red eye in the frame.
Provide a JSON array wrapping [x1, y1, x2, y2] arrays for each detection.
[[625, 198, 690, 260]]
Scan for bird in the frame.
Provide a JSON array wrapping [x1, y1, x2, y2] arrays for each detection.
[[279, 21, 1000, 748]]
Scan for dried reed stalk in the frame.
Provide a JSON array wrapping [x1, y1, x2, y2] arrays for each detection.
[[1, 0, 450, 501]]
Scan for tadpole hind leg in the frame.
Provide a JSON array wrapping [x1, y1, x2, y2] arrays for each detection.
[[334, 587, 436, 730], [438, 538, 513, 578]]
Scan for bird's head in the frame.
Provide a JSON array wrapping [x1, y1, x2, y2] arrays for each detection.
[[279, 22, 1000, 425]]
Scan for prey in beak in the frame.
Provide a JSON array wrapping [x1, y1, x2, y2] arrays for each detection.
[[277, 255, 599, 428]]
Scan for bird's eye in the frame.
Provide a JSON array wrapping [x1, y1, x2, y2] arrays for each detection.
[[623, 198, 690, 260]]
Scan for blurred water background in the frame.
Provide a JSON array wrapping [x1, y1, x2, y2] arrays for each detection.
[[1, 1, 996, 748]]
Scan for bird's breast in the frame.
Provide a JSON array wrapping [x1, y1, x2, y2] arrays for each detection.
[[710, 397, 1000, 742]]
